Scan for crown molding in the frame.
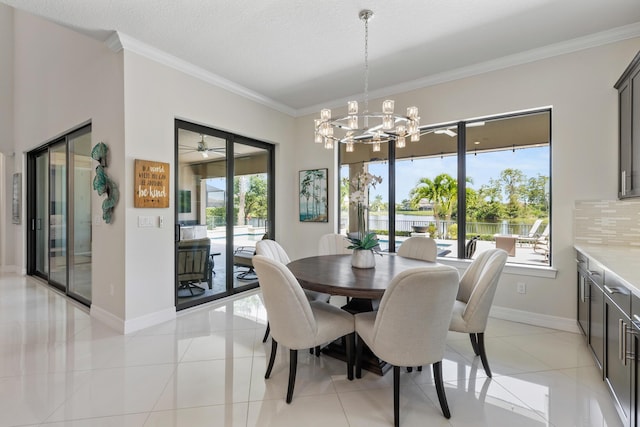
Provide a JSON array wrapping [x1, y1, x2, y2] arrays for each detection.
[[105, 23, 640, 119], [104, 31, 297, 117], [297, 22, 640, 117]]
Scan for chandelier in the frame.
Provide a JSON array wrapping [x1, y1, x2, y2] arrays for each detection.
[[314, 10, 421, 153]]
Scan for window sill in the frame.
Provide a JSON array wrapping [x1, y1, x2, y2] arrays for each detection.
[[437, 257, 558, 279]]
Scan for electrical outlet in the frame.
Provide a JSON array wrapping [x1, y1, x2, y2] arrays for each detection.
[[517, 282, 526, 294]]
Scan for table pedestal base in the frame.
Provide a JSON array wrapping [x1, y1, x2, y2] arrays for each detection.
[[321, 298, 390, 376]]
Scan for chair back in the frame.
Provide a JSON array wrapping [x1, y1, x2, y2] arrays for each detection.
[[464, 235, 480, 259], [397, 236, 437, 262], [538, 224, 550, 239], [256, 239, 291, 264], [369, 265, 459, 367], [525, 219, 543, 238], [253, 255, 317, 346], [460, 249, 508, 332], [177, 238, 211, 282], [318, 233, 352, 255]]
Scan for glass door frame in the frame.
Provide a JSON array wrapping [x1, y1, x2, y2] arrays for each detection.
[[26, 123, 93, 306], [175, 120, 275, 310]]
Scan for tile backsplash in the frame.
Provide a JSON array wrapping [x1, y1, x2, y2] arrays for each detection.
[[574, 200, 640, 246]]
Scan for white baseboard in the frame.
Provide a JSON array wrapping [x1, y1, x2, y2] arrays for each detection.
[[491, 305, 580, 334], [91, 304, 176, 335]]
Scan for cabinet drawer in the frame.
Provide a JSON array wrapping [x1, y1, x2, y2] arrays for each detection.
[[604, 271, 631, 315]]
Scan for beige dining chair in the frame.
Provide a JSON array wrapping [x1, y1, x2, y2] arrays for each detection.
[[255, 239, 330, 344], [318, 233, 352, 255], [397, 236, 437, 262], [355, 265, 460, 425], [252, 255, 355, 403], [449, 248, 508, 377]]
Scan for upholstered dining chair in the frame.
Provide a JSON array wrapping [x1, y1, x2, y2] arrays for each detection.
[[252, 255, 355, 404], [449, 248, 508, 378], [318, 233, 352, 255], [355, 265, 460, 426], [255, 239, 330, 344], [397, 236, 437, 262]]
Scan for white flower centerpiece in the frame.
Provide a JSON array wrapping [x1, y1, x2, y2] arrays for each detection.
[[347, 168, 383, 268]]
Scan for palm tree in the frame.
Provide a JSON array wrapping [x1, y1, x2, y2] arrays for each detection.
[[409, 173, 459, 238]]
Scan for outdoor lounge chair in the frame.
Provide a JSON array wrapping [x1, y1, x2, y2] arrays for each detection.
[[516, 219, 543, 246], [533, 224, 550, 260]]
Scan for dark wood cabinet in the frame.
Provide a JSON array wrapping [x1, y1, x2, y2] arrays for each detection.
[[604, 282, 632, 426], [576, 252, 604, 372], [577, 249, 637, 426], [615, 50, 640, 198]]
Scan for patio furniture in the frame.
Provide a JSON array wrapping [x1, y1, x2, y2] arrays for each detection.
[[233, 233, 268, 280], [494, 234, 517, 256], [465, 235, 480, 259], [533, 225, 550, 260], [177, 237, 212, 296], [516, 219, 543, 246]]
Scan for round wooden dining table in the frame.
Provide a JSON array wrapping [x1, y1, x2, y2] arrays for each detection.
[[286, 253, 438, 300], [286, 253, 439, 375]]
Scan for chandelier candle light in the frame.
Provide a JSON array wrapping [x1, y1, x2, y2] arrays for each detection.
[[314, 10, 421, 152]]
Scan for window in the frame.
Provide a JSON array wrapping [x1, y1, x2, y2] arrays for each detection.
[[339, 109, 551, 266]]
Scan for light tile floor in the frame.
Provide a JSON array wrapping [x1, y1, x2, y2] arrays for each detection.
[[0, 273, 622, 427]]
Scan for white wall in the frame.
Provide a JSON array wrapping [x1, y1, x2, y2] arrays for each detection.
[[120, 50, 296, 327], [292, 38, 640, 329], [0, 4, 15, 270], [12, 10, 127, 319]]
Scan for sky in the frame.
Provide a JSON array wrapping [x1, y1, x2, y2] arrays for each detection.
[[359, 146, 549, 202]]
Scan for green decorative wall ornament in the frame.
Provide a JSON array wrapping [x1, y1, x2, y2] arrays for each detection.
[[91, 142, 119, 224]]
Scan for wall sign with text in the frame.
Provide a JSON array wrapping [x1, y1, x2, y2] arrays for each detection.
[[134, 160, 170, 208]]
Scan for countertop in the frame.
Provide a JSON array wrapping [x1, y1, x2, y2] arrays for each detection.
[[574, 244, 640, 297]]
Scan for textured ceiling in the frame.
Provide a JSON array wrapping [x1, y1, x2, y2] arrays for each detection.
[[3, 0, 640, 115]]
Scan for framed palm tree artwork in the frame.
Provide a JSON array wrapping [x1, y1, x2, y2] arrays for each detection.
[[299, 168, 328, 222]]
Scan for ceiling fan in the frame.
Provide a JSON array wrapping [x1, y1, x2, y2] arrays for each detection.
[[179, 134, 225, 158], [425, 122, 486, 138]]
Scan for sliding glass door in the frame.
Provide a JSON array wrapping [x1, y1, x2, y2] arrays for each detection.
[[175, 120, 274, 310], [27, 124, 93, 305]]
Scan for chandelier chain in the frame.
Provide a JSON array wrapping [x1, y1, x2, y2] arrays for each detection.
[[364, 14, 369, 113]]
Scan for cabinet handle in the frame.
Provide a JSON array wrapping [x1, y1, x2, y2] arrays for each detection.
[[622, 170, 627, 196], [604, 285, 624, 294], [619, 319, 626, 365], [588, 270, 601, 276]]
